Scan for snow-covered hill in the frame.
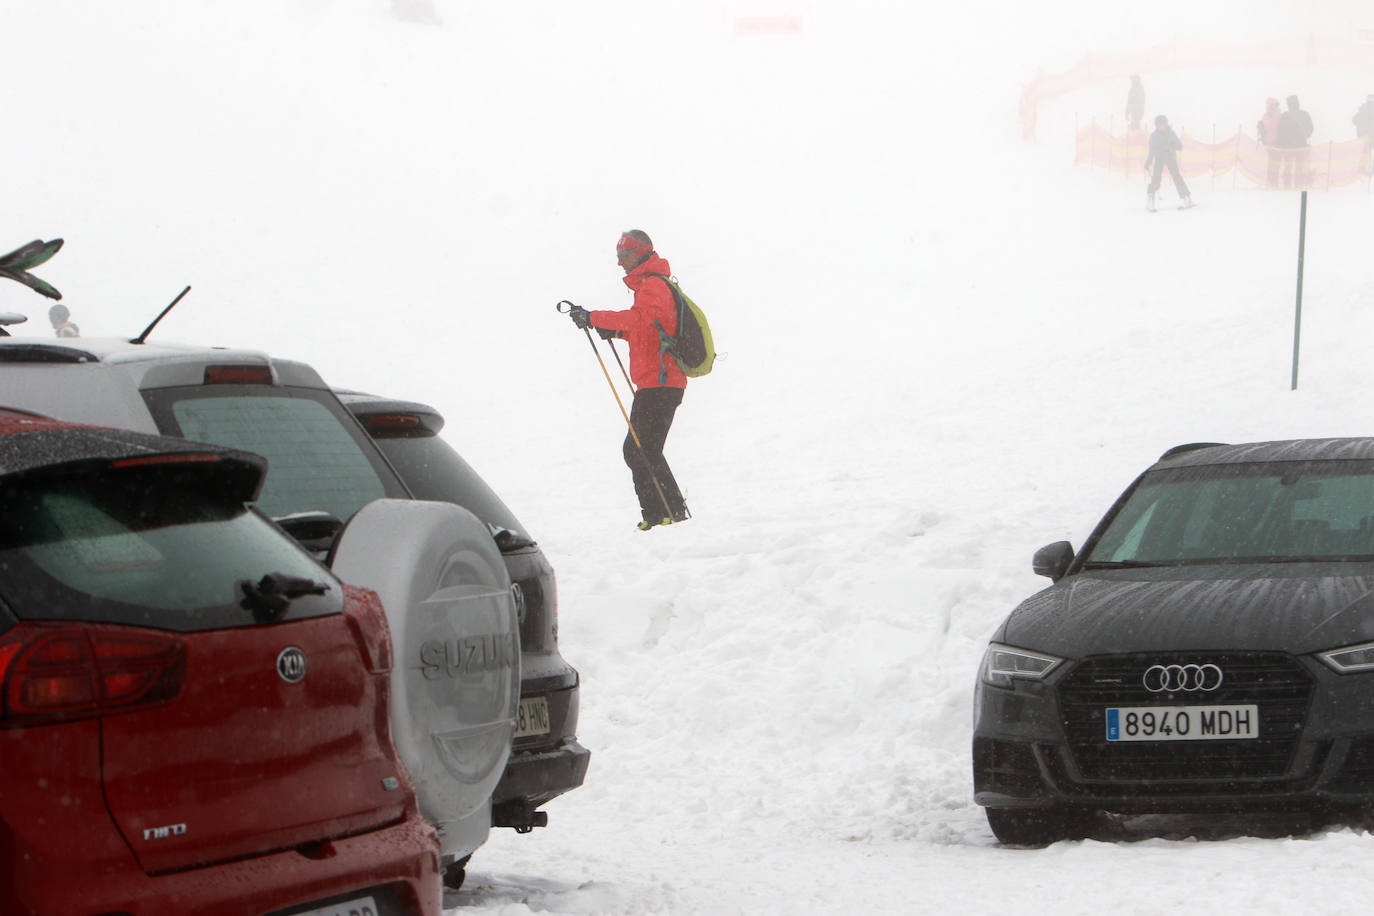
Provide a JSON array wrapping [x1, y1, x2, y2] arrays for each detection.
[[7, 2, 1374, 913]]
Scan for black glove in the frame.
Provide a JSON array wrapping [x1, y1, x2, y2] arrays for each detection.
[[596, 326, 621, 341], [569, 307, 591, 329]]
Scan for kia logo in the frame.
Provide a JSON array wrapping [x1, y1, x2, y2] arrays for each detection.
[[1142, 663, 1223, 693], [276, 647, 307, 683]]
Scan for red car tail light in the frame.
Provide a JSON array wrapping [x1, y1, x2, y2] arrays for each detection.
[[343, 586, 393, 675], [364, 413, 422, 435], [203, 365, 274, 385], [110, 453, 223, 469], [0, 624, 187, 727]]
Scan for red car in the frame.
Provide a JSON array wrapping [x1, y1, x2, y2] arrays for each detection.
[[0, 409, 440, 915]]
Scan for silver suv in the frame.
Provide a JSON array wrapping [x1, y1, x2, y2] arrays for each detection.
[[339, 392, 589, 833]]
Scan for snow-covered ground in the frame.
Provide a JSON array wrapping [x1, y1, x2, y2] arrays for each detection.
[[8, 2, 1374, 914]]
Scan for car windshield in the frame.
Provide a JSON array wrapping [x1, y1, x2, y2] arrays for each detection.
[[0, 465, 339, 630], [1084, 460, 1374, 566]]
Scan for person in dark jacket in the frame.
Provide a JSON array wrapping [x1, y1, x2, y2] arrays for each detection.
[[1354, 94, 1374, 174], [1275, 95, 1314, 188], [568, 231, 690, 530], [1126, 76, 1145, 132], [1144, 115, 1193, 211]]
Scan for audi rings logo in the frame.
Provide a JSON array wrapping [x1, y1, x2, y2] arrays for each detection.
[[1142, 663, 1223, 693]]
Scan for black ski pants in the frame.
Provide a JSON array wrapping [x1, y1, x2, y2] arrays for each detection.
[[1149, 155, 1189, 198], [623, 386, 686, 523]]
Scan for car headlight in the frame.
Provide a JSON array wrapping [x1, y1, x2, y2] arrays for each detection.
[[981, 643, 1063, 688], [1318, 641, 1374, 673]]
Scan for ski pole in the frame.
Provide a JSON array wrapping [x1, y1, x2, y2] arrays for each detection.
[[606, 337, 634, 394], [556, 301, 675, 520]]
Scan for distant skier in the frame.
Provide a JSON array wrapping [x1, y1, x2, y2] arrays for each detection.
[[1125, 76, 1145, 132], [1144, 115, 1193, 211], [1257, 97, 1281, 145], [1258, 97, 1282, 187], [48, 304, 79, 338], [567, 231, 690, 531]]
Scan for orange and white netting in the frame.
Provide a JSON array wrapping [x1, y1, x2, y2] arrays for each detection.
[[1074, 124, 1373, 190]]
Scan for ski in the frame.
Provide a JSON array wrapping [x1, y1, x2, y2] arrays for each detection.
[[0, 238, 62, 271], [0, 238, 64, 300]]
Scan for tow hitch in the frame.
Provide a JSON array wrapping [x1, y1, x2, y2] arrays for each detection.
[[493, 801, 549, 834]]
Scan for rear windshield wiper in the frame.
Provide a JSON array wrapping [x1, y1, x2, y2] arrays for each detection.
[[240, 572, 330, 623], [491, 526, 536, 552]]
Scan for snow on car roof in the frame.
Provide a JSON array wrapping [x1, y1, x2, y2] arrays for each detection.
[[0, 409, 265, 494], [1155, 438, 1374, 470]]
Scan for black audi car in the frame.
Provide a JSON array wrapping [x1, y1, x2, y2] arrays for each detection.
[[975, 438, 1374, 844]]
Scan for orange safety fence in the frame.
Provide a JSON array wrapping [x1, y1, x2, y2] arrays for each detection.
[[1074, 122, 1374, 190], [1021, 35, 1374, 142]]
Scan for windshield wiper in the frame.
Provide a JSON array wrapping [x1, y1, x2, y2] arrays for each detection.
[[1248, 555, 1374, 564], [1080, 559, 1172, 570], [1086, 555, 1374, 570], [240, 572, 330, 623]]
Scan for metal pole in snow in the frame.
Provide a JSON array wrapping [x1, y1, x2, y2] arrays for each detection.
[[1291, 191, 1308, 391]]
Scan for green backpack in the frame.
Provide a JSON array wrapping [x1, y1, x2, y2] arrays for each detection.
[[650, 275, 716, 380]]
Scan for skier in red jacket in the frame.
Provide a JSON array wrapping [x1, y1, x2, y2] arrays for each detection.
[[568, 230, 690, 530]]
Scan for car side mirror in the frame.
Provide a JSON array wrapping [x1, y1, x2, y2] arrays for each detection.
[[1032, 541, 1075, 582], [273, 510, 344, 556]]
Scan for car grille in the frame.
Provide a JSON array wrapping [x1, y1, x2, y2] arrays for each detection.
[[1056, 652, 1314, 784]]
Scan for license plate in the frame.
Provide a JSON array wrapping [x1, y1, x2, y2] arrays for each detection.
[[1105, 705, 1259, 742], [515, 696, 550, 738], [291, 896, 377, 916]]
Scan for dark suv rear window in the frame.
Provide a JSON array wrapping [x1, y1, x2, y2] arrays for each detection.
[[144, 387, 405, 522], [372, 435, 527, 538], [0, 466, 341, 631]]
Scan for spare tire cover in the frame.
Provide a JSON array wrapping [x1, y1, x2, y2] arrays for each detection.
[[331, 498, 518, 847]]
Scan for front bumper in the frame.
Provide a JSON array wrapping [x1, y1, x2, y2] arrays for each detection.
[[973, 651, 1374, 814]]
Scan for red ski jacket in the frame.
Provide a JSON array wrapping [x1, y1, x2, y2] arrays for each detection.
[[588, 253, 687, 390]]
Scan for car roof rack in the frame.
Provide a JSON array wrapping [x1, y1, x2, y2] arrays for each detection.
[[1157, 442, 1228, 461]]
